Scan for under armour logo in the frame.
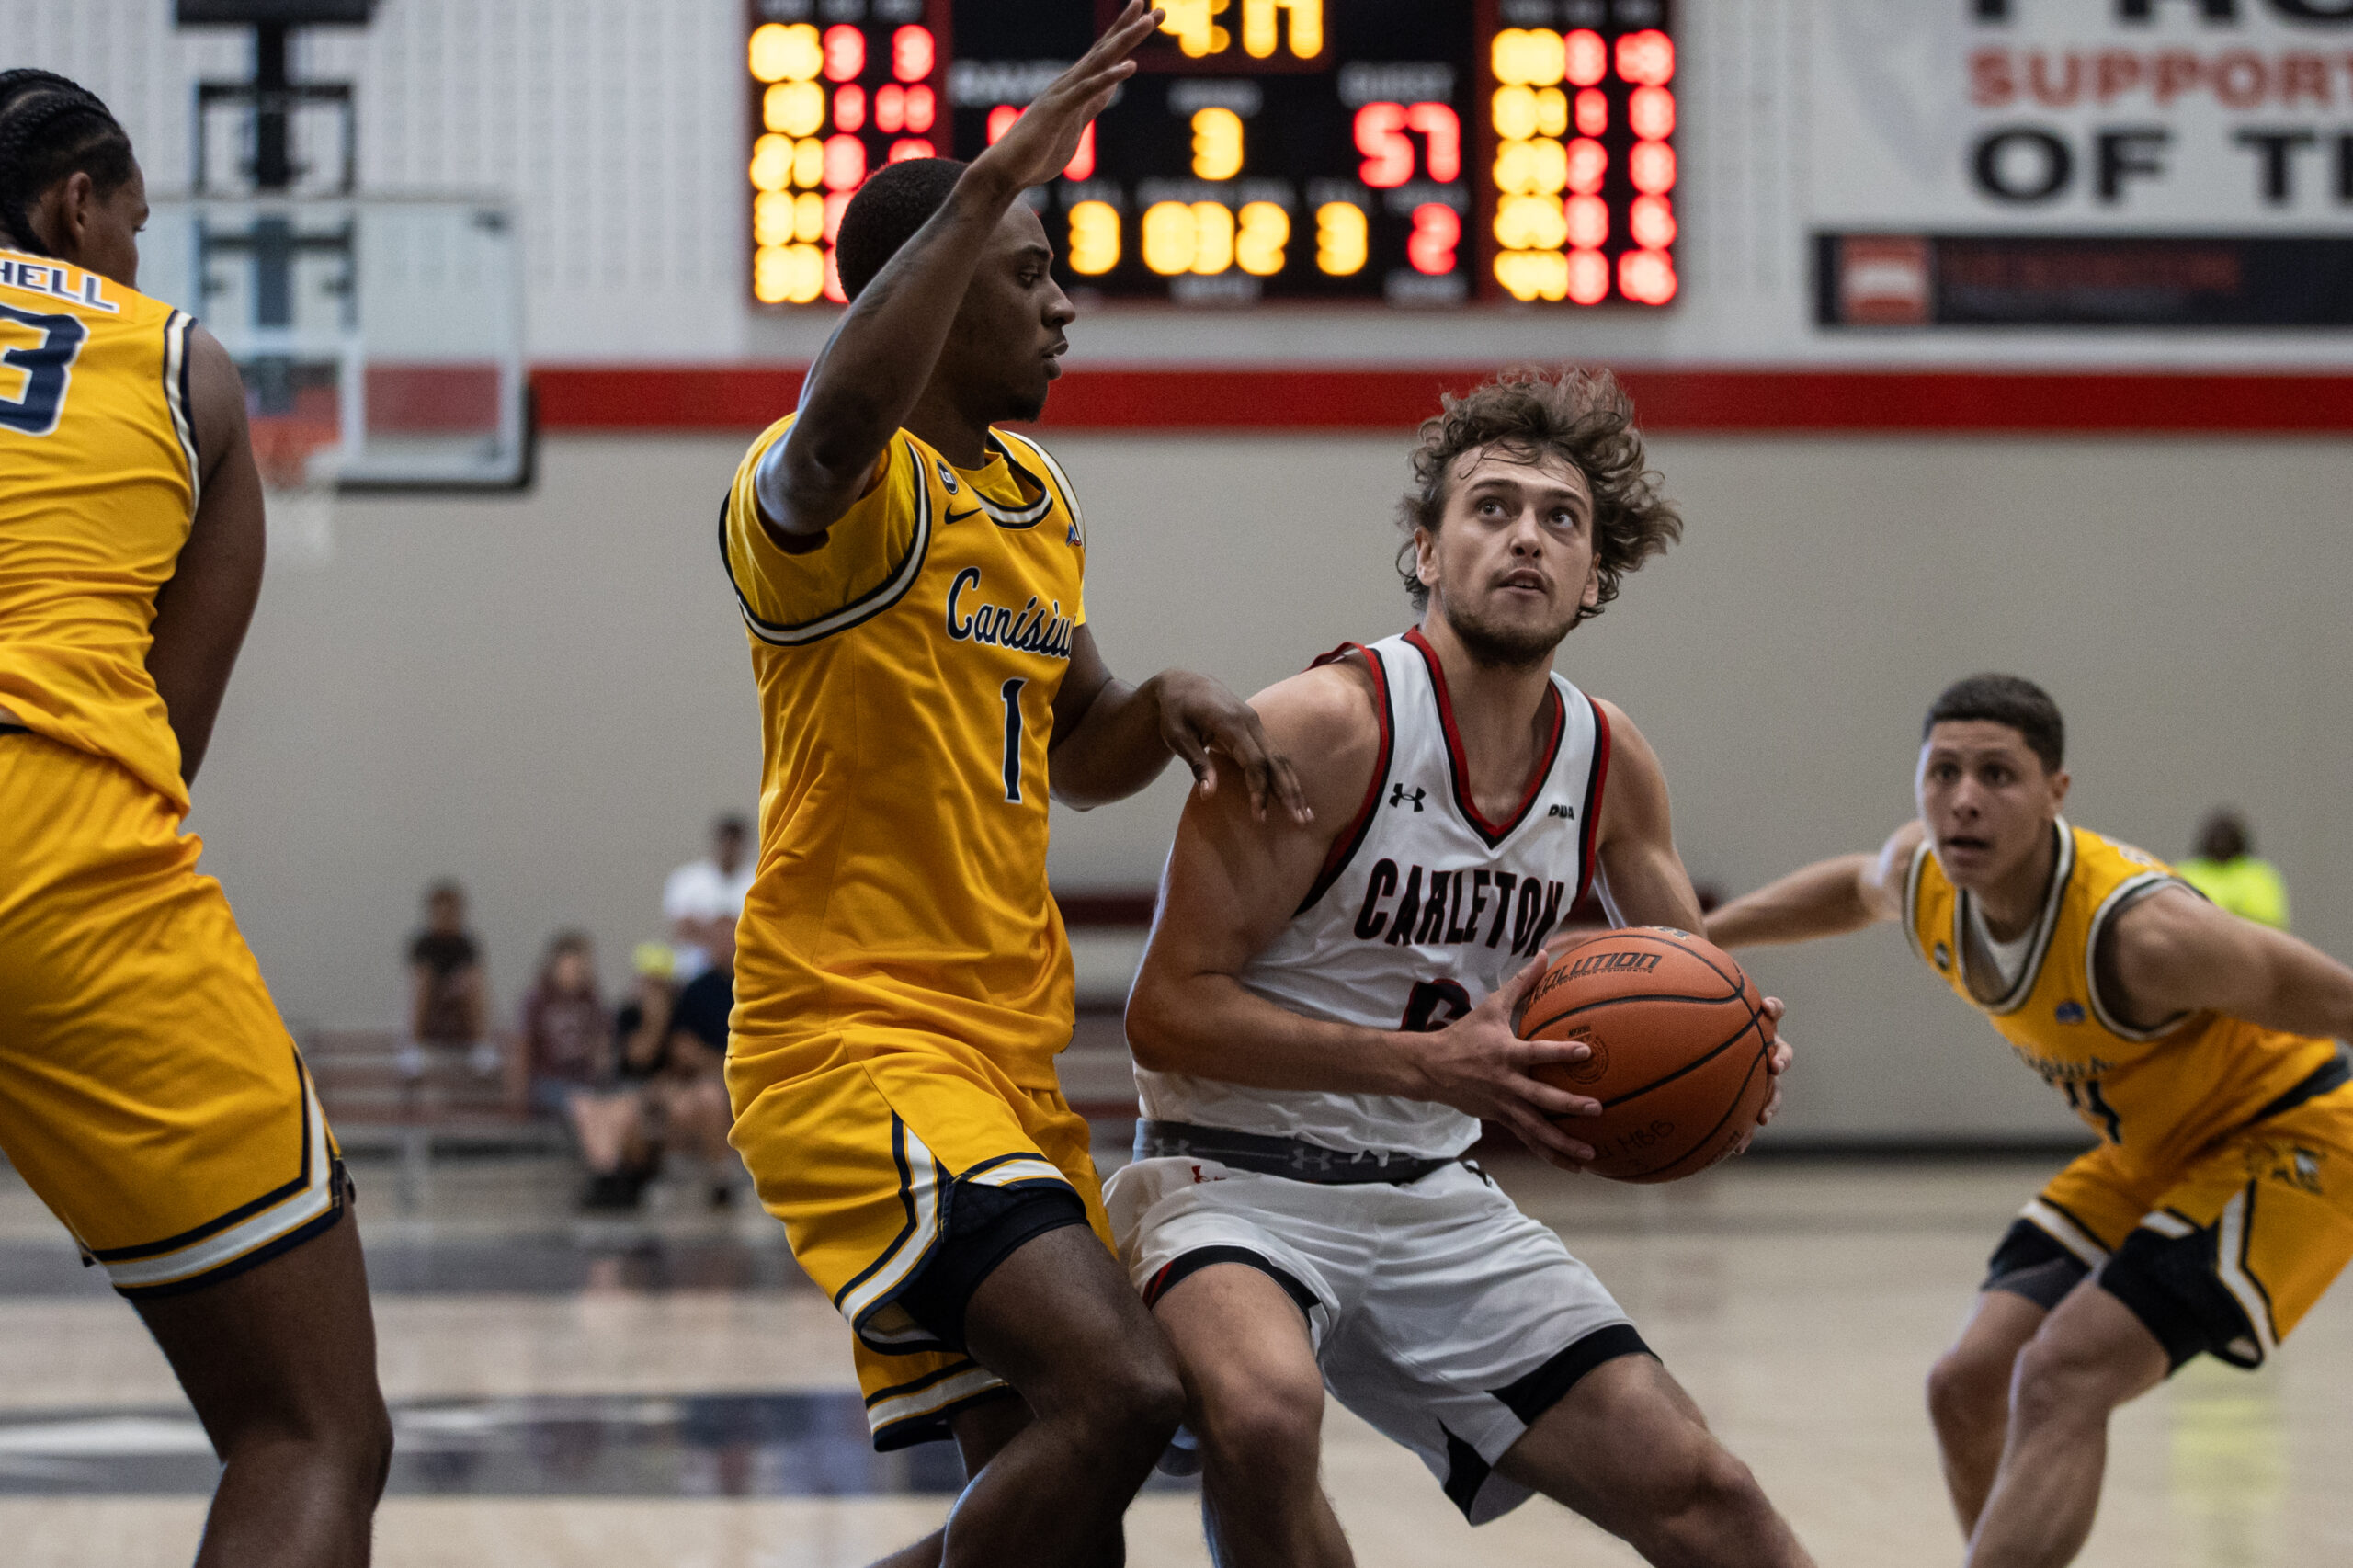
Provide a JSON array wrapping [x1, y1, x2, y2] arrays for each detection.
[[1389, 784, 1426, 812], [1547, 803, 1573, 819]]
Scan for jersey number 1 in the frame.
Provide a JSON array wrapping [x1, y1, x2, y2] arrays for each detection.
[[0, 305, 89, 437], [999, 677, 1027, 803]]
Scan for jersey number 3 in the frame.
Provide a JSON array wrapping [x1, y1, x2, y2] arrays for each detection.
[[0, 305, 89, 437]]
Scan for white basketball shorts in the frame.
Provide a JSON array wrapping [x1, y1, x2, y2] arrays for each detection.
[[1104, 1154, 1650, 1525]]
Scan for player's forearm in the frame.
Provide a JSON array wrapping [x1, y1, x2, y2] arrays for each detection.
[[1707, 854, 1882, 948], [760, 171, 1023, 530], [1049, 675, 1173, 811], [1126, 971, 1430, 1099]]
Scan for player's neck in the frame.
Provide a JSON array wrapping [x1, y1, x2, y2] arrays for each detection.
[[904, 383, 992, 470], [1416, 616, 1557, 803], [1975, 821, 2062, 941]]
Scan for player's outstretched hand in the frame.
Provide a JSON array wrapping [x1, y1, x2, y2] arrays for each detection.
[[1415, 957, 1601, 1171], [1158, 669, 1313, 825], [1731, 994, 1795, 1155], [970, 2, 1163, 194]]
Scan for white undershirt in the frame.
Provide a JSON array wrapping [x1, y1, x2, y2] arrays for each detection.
[[1965, 899, 2035, 989]]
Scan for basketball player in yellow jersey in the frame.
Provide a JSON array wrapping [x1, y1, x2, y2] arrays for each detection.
[[721, 9, 1304, 1566], [0, 74, 389, 1565], [1709, 674, 2353, 1568]]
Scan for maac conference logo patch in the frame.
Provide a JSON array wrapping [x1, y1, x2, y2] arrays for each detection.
[[1933, 941, 1951, 971], [936, 460, 960, 494], [2055, 1001, 2087, 1025]]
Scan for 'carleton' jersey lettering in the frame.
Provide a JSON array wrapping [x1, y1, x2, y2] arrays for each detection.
[[1135, 627, 1610, 1159]]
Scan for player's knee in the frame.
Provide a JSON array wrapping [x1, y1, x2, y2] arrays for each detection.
[[1069, 1346, 1186, 1450], [1655, 1440, 1773, 1539], [1926, 1343, 2012, 1436], [2006, 1329, 2121, 1428], [1194, 1359, 1324, 1477]]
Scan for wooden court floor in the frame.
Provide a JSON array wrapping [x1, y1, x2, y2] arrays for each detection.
[[0, 1153, 2345, 1567]]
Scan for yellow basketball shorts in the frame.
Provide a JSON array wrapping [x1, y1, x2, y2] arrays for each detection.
[[1992, 1078, 2353, 1369], [729, 1034, 1114, 1450], [0, 728, 343, 1297]]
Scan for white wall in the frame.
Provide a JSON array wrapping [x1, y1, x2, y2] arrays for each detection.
[[184, 428, 2353, 1142]]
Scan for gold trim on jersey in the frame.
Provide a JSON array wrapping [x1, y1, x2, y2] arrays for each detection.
[[962, 432, 1056, 528], [1954, 821, 2075, 1013], [160, 311, 199, 504], [2083, 870, 2197, 1042], [720, 434, 936, 647]]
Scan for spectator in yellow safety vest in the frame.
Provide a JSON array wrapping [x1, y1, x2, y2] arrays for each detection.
[[2179, 809, 2290, 930]]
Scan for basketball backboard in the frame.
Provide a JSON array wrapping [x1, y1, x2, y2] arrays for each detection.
[[139, 196, 533, 494]]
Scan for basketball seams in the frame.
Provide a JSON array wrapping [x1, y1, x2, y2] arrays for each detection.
[[1586, 1009, 1766, 1112], [1635, 1043, 1773, 1182]]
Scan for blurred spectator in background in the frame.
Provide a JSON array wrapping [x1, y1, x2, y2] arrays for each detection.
[[2180, 808, 2290, 929], [518, 930, 610, 1114], [663, 815, 755, 983], [573, 943, 679, 1211], [401, 880, 495, 1085], [660, 921, 741, 1210]]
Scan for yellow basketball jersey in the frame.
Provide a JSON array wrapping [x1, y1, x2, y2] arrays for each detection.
[[0, 248, 199, 813], [721, 415, 1087, 1086], [1907, 820, 2342, 1174]]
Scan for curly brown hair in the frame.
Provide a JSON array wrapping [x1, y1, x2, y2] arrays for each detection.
[[1397, 367, 1682, 619]]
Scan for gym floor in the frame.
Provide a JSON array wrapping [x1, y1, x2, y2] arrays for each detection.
[[1, 1150, 2345, 1567]]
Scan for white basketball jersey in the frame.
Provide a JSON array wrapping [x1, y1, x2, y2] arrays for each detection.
[[1135, 628, 1610, 1159]]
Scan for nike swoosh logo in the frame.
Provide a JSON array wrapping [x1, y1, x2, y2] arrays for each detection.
[[944, 506, 982, 523]]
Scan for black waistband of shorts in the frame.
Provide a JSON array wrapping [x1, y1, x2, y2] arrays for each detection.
[[1132, 1119, 1460, 1186], [2248, 1043, 2353, 1127], [0, 722, 28, 736]]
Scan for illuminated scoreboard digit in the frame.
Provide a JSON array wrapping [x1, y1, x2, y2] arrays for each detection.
[[744, 1, 1675, 309], [746, 0, 949, 304]]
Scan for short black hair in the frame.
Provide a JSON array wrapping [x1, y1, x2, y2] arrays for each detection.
[[1924, 674, 2064, 774], [0, 71, 134, 257], [835, 157, 966, 301]]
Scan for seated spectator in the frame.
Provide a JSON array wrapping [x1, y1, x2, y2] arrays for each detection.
[[573, 944, 678, 1211], [2180, 808, 2290, 930], [663, 814, 755, 983], [657, 926, 742, 1210], [519, 929, 611, 1112], [401, 880, 496, 1085]]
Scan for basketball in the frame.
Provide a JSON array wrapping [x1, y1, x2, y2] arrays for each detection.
[[1515, 927, 1775, 1184]]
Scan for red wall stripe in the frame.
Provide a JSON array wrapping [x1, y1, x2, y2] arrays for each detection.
[[530, 365, 2353, 435]]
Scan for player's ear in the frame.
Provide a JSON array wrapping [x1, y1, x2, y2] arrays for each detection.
[[2049, 767, 2071, 811], [1579, 555, 1602, 609], [1413, 527, 1439, 594]]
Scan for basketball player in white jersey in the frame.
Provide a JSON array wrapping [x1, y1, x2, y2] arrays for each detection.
[[1108, 370, 1813, 1565]]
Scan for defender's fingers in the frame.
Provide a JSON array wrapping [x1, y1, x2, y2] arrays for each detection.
[[1204, 714, 1279, 819], [1265, 752, 1313, 824], [1768, 1040, 1794, 1076], [1169, 724, 1214, 791]]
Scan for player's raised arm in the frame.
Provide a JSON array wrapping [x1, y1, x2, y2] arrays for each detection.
[[1124, 660, 1603, 1166], [753, 3, 1161, 540], [143, 324, 264, 786], [2106, 884, 2353, 1043], [1708, 819, 1925, 949]]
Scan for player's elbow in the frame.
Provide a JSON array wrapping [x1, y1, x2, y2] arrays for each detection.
[[1123, 971, 1189, 1072]]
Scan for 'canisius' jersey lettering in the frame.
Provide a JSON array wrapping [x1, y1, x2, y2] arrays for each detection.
[[1134, 628, 1610, 1160]]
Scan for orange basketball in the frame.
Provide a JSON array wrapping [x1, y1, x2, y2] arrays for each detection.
[[1514, 926, 1774, 1184]]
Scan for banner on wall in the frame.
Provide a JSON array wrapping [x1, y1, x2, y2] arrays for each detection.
[[1812, 0, 2353, 326]]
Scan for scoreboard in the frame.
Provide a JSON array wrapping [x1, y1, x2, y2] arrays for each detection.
[[745, 0, 1677, 310]]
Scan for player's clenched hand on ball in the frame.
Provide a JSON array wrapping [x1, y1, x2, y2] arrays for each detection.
[[1409, 957, 1603, 1171], [969, 2, 1164, 196]]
